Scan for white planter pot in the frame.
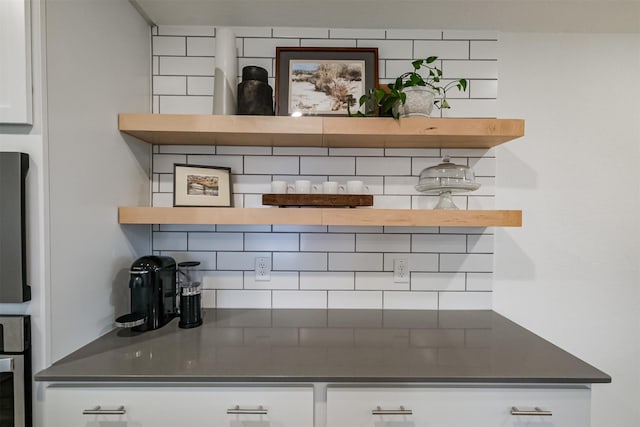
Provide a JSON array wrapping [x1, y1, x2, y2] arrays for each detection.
[[393, 86, 435, 117]]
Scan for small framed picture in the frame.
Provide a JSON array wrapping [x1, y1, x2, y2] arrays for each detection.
[[275, 47, 379, 116], [173, 164, 233, 207]]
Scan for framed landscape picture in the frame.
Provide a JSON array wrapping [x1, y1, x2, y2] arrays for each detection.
[[275, 47, 378, 116], [173, 164, 233, 207]]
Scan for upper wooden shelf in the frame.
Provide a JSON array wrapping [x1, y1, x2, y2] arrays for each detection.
[[118, 207, 522, 228], [118, 114, 524, 148]]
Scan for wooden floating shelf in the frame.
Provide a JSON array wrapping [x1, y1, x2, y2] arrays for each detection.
[[118, 207, 522, 227], [118, 114, 524, 149]]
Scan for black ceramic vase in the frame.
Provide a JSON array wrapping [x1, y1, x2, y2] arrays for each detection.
[[237, 66, 274, 115]]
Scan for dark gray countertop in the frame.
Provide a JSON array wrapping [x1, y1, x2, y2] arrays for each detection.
[[35, 309, 611, 384]]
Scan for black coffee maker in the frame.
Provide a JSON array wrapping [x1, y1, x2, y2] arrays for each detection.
[[115, 256, 178, 332]]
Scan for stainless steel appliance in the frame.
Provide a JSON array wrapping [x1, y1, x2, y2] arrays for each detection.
[[115, 256, 178, 332], [0, 315, 31, 427], [0, 152, 30, 302]]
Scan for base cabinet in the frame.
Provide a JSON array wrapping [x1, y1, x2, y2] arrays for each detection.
[[326, 385, 591, 427], [44, 384, 314, 427]]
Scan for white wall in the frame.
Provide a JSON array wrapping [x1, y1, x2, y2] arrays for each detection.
[[495, 32, 640, 427], [45, 0, 152, 362]]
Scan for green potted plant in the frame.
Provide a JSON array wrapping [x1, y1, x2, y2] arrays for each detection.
[[349, 56, 467, 118]]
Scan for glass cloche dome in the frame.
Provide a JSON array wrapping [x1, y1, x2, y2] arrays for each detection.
[[415, 156, 481, 209]]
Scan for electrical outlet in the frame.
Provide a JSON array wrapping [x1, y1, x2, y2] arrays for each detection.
[[255, 257, 271, 281], [393, 259, 409, 283]]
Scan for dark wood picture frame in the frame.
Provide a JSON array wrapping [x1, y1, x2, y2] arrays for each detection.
[[173, 164, 233, 207], [275, 47, 379, 116]]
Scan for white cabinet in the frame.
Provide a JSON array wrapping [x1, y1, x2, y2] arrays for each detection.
[[326, 385, 591, 427], [0, 0, 32, 124], [44, 384, 314, 427]]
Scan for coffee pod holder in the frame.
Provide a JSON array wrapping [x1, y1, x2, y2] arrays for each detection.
[[177, 261, 203, 328]]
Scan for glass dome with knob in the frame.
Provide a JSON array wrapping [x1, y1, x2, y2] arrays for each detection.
[[415, 156, 481, 209]]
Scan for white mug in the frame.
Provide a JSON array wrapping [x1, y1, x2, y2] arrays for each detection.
[[340, 180, 369, 194], [322, 181, 339, 194], [289, 179, 311, 194], [270, 180, 288, 194]]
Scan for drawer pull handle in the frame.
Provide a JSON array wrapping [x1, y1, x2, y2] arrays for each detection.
[[82, 406, 126, 415], [372, 405, 413, 416], [227, 405, 268, 415], [511, 406, 552, 416]]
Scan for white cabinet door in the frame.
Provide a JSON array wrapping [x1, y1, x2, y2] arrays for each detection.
[[326, 385, 591, 427], [45, 384, 314, 427], [0, 0, 32, 124]]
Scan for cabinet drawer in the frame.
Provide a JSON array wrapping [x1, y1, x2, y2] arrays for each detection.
[[326, 385, 590, 427], [45, 384, 313, 427]]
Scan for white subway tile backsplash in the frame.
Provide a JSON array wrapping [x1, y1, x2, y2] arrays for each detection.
[[470, 40, 498, 60], [384, 291, 438, 309], [440, 254, 493, 272], [273, 146, 328, 156], [245, 156, 299, 174], [414, 40, 469, 60], [469, 79, 498, 99], [466, 272, 493, 291], [467, 234, 494, 253], [384, 176, 420, 195], [273, 27, 329, 38], [413, 235, 467, 253], [469, 156, 496, 176], [386, 29, 442, 40], [301, 233, 355, 252], [244, 38, 300, 57], [187, 76, 214, 95], [159, 96, 212, 115], [153, 76, 187, 95], [357, 40, 412, 59], [158, 144, 214, 154], [187, 37, 215, 56], [356, 234, 410, 253], [159, 56, 215, 76], [154, 154, 186, 173], [412, 272, 466, 291], [329, 148, 384, 157], [245, 271, 299, 290], [330, 28, 385, 39], [217, 251, 270, 270], [202, 271, 243, 289], [153, 232, 188, 251], [467, 196, 495, 210], [329, 253, 382, 271], [152, 192, 173, 207], [373, 195, 412, 209], [245, 233, 299, 251], [273, 290, 327, 308], [442, 30, 498, 41], [150, 26, 500, 310], [300, 157, 355, 175], [382, 253, 439, 272], [357, 157, 411, 176], [217, 290, 272, 308], [301, 39, 357, 48], [441, 99, 497, 119], [153, 36, 186, 56], [328, 291, 382, 309], [158, 25, 215, 37], [201, 289, 216, 308], [442, 60, 497, 79], [300, 272, 355, 290], [188, 232, 244, 251], [274, 252, 327, 271], [438, 291, 492, 309], [356, 272, 408, 291]]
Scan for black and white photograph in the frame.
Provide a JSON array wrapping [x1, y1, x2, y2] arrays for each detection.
[[173, 164, 232, 207]]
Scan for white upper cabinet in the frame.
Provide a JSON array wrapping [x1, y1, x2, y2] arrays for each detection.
[[0, 0, 33, 124]]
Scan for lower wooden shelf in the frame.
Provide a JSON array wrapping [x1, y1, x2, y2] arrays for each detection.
[[118, 207, 522, 227]]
